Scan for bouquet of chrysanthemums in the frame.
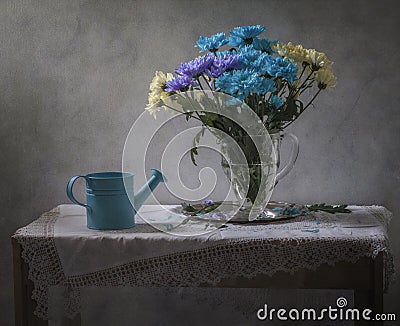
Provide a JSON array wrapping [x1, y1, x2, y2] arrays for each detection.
[[145, 25, 336, 134]]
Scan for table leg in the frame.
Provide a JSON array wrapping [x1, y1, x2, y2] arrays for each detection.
[[12, 238, 47, 326], [373, 252, 384, 325], [12, 238, 25, 326]]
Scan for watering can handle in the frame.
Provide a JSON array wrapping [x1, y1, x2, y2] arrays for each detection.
[[275, 133, 299, 183], [66, 176, 91, 210]]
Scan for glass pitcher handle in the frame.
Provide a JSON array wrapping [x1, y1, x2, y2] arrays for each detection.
[[275, 133, 299, 183]]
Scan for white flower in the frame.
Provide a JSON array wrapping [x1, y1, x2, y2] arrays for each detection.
[[306, 49, 333, 69], [314, 68, 337, 89], [145, 71, 174, 117]]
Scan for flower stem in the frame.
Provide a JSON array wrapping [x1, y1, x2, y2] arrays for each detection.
[[201, 75, 221, 110], [297, 65, 307, 81], [282, 88, 322, 129], [292, 69, 314, 99], [162, 103, 202, 121]]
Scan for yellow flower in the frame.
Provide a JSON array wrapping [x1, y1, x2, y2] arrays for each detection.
[[272, 42, 309, 64], [149, 71, 173, 95], [145, 92, 170, 116], [145, 71, 173, 117], [273, 42, 336, 91], [314, 67, 337, 89], [306, 49, 333, 70], [273, 42, 333, 70]]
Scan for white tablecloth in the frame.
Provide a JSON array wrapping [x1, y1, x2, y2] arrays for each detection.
[[13, 204, 394, 320]]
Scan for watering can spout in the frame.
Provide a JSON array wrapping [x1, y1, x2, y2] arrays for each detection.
[[134, 169, 166, 212]]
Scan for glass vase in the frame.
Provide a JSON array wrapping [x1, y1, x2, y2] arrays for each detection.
[[220, 134, 275, 221], [270, 132, 299, 185], [220, 132, 299, 221]]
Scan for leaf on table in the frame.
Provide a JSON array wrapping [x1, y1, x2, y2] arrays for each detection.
[[181, 202, 197, 213], [180, 201, 222, 216], [308, 203, 351, 214]]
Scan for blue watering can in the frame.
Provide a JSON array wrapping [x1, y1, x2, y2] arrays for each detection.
[[66, 169, 165, 230]]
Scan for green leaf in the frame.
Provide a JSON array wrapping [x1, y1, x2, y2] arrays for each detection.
[[195, 130, 201, 143], [190, 146, 198, 166], [295, 100, 304, 116], [181, 202, 196, 212], [277, 97, 297, 121], [190, 126, 208, 166], [180, 217, 191, 225], [308, 203, 351, 214], [180, 201, 223, 216]]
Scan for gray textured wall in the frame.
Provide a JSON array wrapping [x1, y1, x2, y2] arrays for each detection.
[[1, 0, 399, 324]]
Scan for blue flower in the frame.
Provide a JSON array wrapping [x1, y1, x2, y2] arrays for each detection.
[[196, 33, 229, 52], [215, 69, 276, 100], [234, 46, 298, 83], [165, 75, 197, 92], [238, 46, 272, 73], [204, 199, 214, 205], [265, 57, 298, 83], [252, 38, 276, 54], [215, 50, 236, 57], [238, 46, 263, 67], [204, 54, 242, 78], [228, 36, 244, 47], [229, 25, 266, 46], [258, 78, 277, 94], [176, 54, 215, 78], [269, 95, 284, 109]]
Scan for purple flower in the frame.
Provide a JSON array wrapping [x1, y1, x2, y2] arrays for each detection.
[[204, 54, 242, 78], [165, 75, 197, 92], [176, 54, 214, 78], [207, 212, 230, 221], [204, 199, 214, 205]]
